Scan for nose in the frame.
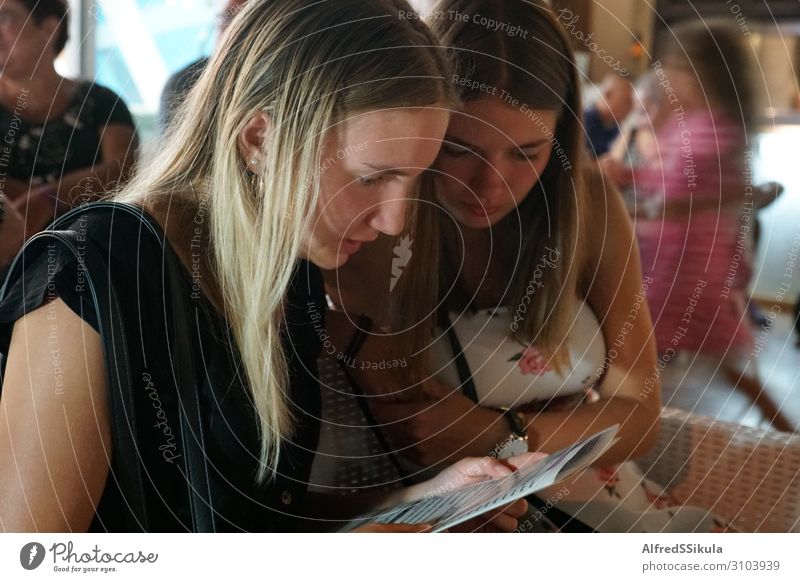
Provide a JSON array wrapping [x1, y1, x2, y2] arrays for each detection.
[[367, 183, 409, 236], [471, 158, 506, 203]]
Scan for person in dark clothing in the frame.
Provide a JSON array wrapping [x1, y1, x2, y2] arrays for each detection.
[[159, 0, 247, 133], [584, 73, 633, 158], [0, 0, 138, 240]]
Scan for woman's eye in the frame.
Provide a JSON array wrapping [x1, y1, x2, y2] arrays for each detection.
[[441, 144, 473, 158], [514, 151, 540, 162], [359, 174, 385, 186]]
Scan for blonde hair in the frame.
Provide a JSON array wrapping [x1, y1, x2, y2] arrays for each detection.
[[117, 0, 456, 481], [395, 0, 588, 372]]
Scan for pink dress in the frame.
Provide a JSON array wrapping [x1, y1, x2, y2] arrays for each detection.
[[634, 111, 753, 357]]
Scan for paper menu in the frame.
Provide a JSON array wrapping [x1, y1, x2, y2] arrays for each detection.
[[341, 424, 619, 532]]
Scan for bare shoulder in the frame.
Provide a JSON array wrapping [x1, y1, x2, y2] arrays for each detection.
[[0, 297, 110, 532]]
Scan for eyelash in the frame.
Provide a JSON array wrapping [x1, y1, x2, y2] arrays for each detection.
[[442, 144, 473, 158], [359, 174, 385, 186], [443, 144, 539, 162]]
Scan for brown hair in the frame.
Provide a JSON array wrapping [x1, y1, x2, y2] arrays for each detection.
[[18, 0, 69, 53], [395, 0, 587, 372], [658, 20, 756, 131]]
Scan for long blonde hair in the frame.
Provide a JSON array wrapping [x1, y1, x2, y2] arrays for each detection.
[[117, 0, 456, 481]]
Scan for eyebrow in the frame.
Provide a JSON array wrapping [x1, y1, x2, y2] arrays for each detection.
[[446, 136, 550, 152], [362, 163, 413, 176]]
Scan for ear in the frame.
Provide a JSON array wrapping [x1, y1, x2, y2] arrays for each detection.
[[238, 111, 273, 169]]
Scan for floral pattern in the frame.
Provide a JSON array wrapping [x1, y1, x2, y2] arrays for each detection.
[[509, 345, 553, 376]]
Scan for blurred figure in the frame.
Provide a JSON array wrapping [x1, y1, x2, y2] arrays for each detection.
[[600, 71, 664, 213], [0, 0, 138, 239], [611, 21, 793, 431], [159, 0, 247, 133], [583, 73, 634, 158]]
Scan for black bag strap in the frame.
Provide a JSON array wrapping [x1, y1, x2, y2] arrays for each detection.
[[83, 202, 216, 532], [337, 315, 415, 488], [1, 201, 215, 531], [436, 308, 478, 403]]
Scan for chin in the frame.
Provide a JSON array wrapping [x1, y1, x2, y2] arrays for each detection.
[[308, 249, 350, 270], [453, 211, 496, 230]]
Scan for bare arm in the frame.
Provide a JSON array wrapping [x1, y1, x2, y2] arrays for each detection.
[[0, 298, 111, 532]]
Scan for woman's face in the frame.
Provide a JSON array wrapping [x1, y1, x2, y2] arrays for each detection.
[[434, 97, 558, 229], [0, 1, 58, 76], [307, 106, 449, 269]]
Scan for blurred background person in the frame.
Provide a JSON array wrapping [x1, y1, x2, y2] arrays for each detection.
[[583, 73, 634, 158], [159, 0, 247, 133], [600, 71, 664, 215], [0, 0, 138, 238], [605, 21, 793, 432]]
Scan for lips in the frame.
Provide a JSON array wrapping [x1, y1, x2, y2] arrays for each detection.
[[340, 239, 362, 255], [340, 235, 377, 255], [463, 202, 498, 218]]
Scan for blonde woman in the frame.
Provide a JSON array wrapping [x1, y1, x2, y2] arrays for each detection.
[[0, 0, 533, 533], [327, 0, 731, 532]]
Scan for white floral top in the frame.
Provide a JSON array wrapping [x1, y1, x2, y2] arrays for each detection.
[[428, 301, 607, 409]]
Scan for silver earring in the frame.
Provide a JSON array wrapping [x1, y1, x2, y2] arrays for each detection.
[[250, 158, 257, 166]]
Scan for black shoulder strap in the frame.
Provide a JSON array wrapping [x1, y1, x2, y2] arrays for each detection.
[[337, 315, 415, 488], [436, 308, 479, 403]]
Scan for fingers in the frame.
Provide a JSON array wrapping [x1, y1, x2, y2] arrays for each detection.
[[455, 456, 514, 479], [489, 512, 519, 532], [505, 452, 548, 470], [504, 498, 528, 519]]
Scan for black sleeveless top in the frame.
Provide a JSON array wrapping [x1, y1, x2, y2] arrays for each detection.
[[0, 205, 323, 532]]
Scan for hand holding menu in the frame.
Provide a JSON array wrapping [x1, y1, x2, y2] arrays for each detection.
[[342, 424, 619, 532]]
